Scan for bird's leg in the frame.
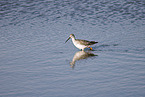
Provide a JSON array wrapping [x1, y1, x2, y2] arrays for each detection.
[[88, 47, 92, 50]]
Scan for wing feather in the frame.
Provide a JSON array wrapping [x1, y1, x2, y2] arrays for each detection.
[[76, 39, 98, 46]]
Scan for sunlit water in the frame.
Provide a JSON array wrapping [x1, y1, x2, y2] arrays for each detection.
[[0, 0, 145, 97]]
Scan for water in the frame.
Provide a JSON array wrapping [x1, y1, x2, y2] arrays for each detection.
[[0, 0, 145, 97]]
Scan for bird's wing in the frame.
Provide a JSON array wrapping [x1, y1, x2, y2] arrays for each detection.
[[76, 39, 98, 46]]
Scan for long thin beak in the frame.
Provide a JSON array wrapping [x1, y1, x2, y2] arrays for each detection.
[[65, 37, 71, 43]]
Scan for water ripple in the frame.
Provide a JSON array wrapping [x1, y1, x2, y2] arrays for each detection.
[[1, 0, 145, 27]]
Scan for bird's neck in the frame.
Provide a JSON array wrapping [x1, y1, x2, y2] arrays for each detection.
[[71, 37, 76, 42]]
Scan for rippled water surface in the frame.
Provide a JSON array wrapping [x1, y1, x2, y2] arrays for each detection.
[[0, 0, 145, 97]]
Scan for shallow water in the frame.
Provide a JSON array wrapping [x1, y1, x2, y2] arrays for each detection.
[[0, 0, 145, 97]]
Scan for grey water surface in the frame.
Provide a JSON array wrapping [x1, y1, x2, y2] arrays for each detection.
[[0, 0, 145, 97]]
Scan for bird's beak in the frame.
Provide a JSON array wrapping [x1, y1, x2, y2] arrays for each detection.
[[65, 37, 70, 43]]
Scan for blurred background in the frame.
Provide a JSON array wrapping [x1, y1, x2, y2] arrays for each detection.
[[0, 0, 145, 97]]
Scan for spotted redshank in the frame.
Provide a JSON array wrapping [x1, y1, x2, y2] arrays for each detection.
[[65, 34, 98, 51]]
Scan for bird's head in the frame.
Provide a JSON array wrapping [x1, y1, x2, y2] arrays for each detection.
[[65, 34, 75, 43]]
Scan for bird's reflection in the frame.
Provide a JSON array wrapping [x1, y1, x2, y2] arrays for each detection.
[[70, 51, 98, 68]]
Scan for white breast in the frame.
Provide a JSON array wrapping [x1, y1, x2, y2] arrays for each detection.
[[72, 39, 87, 50]]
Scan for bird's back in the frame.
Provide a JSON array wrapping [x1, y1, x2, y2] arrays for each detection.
[[76, 39, 98, 46]]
